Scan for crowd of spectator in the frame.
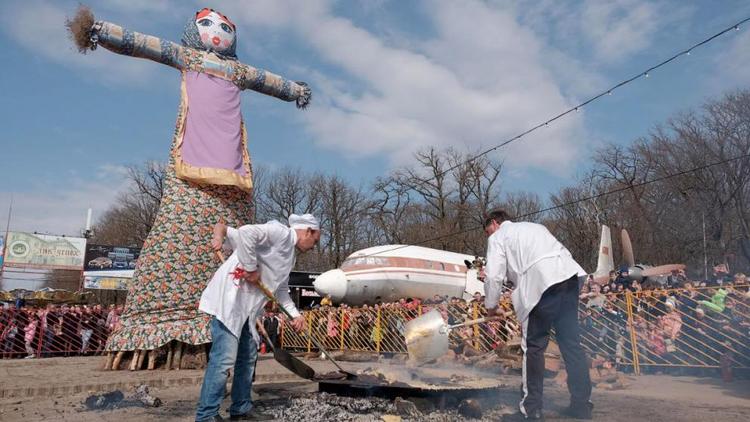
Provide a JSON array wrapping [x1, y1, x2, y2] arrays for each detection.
[[0, 303, 123, 359], [578, 270, 750, 377], [283, 267, 749, 377], [288, 291, 520, 357], [4, 267, 748, 379]]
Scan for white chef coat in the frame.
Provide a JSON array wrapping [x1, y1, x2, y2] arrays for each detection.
[[483, 221, 586, 323], [199, 220, 302, 343]]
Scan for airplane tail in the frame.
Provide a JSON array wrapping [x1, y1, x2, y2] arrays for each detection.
[[594, 225, 614, 279]]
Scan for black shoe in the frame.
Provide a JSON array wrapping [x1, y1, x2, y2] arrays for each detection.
[[502, 410, 544, 421], [560, 402, 593, 420], [229, 409, 274, 421]]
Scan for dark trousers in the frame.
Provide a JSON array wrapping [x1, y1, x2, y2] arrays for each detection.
[[522, 275, 591, 415]]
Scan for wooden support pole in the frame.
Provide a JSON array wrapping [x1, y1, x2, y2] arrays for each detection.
[[197, 344, 207, 368], [103, 352, 114, 370], [112, 351, 125, 370], [147, 349, 156, 370], [129, 350, 140, 371], [166, 342, 174, 370], [173, 342, 184, 370], [136, 349, 146, 370]]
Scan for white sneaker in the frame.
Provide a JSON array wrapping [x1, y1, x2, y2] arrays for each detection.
[[25, 355, 35, 359]]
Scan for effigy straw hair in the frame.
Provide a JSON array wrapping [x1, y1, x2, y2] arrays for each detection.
[[66, 5, 95, 54]]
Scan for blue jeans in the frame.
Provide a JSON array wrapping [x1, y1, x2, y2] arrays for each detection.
[[195, 317, 258, 421]]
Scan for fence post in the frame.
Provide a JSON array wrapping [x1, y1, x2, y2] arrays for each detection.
[[418, 304, 422, 316], [36, 319, 44, 358], [625, 291, 641, 375], [306, 312, 312, 353], [339, 308, 345, 351], [376, 307, 382, 354], [472, 301, 480, 350]]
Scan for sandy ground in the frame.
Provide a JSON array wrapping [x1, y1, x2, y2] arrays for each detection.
[[0, 356, 748, 421]]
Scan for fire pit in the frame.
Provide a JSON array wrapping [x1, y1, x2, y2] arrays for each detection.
[[315, 362, 507, 409]]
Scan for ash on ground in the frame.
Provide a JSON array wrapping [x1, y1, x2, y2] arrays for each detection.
[[83, 384, 162, 411], [255, 392, 514, 422]]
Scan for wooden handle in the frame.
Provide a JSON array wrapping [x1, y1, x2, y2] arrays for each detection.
[[448, 311, 513, 330]]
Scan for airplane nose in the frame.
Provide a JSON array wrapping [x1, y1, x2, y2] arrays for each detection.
[[313, 269, 347, 302]]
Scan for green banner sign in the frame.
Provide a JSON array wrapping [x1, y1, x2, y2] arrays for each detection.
[[3, 232, 86, 270]]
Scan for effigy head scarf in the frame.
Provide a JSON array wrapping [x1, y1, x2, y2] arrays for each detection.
[[182, 8, 238, 60]]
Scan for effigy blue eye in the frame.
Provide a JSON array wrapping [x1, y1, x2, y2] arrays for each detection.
[[198, 19, 212, 27], [220, 23, 233, 33]]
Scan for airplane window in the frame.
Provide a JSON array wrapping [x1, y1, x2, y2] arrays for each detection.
[[342, 257, 368, 268]]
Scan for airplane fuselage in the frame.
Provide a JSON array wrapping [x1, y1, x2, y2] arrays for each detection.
[[313, 245, 484, 305]]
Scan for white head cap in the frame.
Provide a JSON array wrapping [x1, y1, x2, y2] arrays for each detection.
[[288, 213, 320, 230]]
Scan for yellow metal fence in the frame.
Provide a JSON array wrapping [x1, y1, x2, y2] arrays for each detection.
[[281, 285, 750, 375]]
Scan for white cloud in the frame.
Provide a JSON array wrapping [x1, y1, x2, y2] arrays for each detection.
[[580, 0, 662, 63], [216, 0, 588, 175], [0, 0, 169, 87], [713, 29, 750, 88], [517, 0, 693, 65], [100, 0, 174, 14], [0, 165, 130, 236]]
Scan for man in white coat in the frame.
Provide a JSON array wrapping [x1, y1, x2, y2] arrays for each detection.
[[483, 209, 592, 421], [195, 214, 320, 422]]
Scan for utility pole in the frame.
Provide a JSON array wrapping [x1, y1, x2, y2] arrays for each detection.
[[0, 195, 13, 286], [702, 212, 708, 281], [79, 207, 94, 291]]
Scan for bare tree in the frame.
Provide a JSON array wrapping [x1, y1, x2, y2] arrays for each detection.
[[317, 175, 367, 268], [92, 161, 165, 246]]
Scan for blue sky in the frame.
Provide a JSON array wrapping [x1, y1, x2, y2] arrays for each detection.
[[1, 0, 749, 237]]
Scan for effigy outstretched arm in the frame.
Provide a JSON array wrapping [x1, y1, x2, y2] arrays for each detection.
[[234, 64, 312, 109], [67, 6, 311, 109], [67, 6, 186, 70]]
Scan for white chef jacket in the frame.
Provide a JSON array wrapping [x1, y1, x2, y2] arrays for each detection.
[[483, 221, 586, 323], [199, 220, 302, 343]]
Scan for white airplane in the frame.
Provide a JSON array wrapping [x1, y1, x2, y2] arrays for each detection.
[[312, 245, 486, 305], [313, 225, 680, 305]]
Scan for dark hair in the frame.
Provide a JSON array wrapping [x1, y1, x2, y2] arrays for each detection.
[[483, 209, 511, 228]]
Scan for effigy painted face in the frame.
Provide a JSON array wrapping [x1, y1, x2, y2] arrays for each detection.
[[195, 8, 236, 54]]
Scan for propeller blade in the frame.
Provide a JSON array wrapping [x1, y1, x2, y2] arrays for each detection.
[[621, 229, 635, 268], [592, 274, 610, 285], [641, 264, 686, 277]]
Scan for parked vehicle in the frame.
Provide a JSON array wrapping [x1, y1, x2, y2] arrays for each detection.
[[88, 257, 113, 269]]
